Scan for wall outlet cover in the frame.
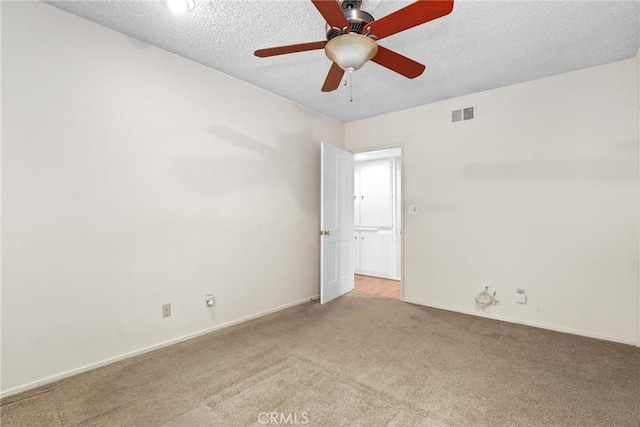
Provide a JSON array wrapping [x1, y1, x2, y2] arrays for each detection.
[[162, 303, 172, 318]]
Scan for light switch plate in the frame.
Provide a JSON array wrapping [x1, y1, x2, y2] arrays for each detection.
[[408, 205, 419, 215]]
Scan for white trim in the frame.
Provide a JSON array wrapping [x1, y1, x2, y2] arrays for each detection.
[[403, 298, 637, 347], [0, 295, 318, 399], [636, 50, 640, 348]]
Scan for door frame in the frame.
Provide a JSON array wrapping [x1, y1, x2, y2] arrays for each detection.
[[351, 144, 405, 301]]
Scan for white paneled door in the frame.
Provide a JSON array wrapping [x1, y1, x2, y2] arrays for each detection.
[[320, 143, 354, 304]]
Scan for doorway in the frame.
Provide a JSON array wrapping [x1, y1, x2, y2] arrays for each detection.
[[352, 148, 402, 300]]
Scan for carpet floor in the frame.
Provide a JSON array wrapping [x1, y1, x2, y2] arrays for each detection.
[[2, 291, 639, 426]]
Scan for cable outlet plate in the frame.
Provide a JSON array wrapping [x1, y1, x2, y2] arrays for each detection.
[[162, 303, 172, 318]]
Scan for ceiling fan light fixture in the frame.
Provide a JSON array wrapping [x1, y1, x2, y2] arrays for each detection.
[[325, 33, 378, 71]]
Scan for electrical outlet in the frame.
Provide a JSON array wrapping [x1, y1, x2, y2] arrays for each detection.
[[162, 303, 171, 318], [516, 289, 526, 304]]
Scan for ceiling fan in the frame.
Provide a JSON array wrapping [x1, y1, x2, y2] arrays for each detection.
[[254, 0, 454, 92]]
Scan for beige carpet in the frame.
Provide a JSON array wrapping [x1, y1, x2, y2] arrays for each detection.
[[2, 292, 639, 426]]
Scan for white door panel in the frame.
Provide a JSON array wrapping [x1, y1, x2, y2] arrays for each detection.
[[359, 160, 393, 228], [321, 143, 354, 304], [354, 166, 360, 227], [359, 230, 394, 277]]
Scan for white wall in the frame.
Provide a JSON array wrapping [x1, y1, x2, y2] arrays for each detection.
[[346, 59, 640, 345], [1, 2, 344, 395]]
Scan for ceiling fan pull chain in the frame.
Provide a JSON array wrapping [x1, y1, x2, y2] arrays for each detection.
[[349, 68, 353, 102]]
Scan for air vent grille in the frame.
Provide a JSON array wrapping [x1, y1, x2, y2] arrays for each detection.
[[463, 107, 474, 120], [452, 107, 475, 123]]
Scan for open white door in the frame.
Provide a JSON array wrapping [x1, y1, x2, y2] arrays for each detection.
[[320, 143, 354, 304]]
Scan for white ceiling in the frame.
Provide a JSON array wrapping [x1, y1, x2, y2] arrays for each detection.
[[45, 0, 640, 123]]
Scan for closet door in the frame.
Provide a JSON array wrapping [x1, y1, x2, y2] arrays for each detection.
[[354, 163, 361, 228], [359, 160, 393, 228], [355, 159, 395, 278], [359, 230, 394, 276]]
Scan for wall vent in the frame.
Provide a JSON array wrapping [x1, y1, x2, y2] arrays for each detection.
[[452, 107, 475, 123]]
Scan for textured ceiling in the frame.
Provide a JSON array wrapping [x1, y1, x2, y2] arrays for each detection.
[[45, 0, 640, 123]]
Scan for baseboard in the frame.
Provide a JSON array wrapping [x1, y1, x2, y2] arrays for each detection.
[[403, 298, 637, 346], [0, 295, 319, 399], [355, 272, 401, 281]]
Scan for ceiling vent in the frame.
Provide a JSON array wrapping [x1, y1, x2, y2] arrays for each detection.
[[452, 107, 475, 123]]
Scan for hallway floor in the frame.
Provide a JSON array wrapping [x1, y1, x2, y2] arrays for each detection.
[[354, 274, 401, 299]]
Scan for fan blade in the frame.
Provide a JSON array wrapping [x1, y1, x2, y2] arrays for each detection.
[[371, 46, 426, 79], [254, 41, 326, 58], [364, 0, 454, 41], [322, 62, 345, 92], [312, 0, 350, 30]]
